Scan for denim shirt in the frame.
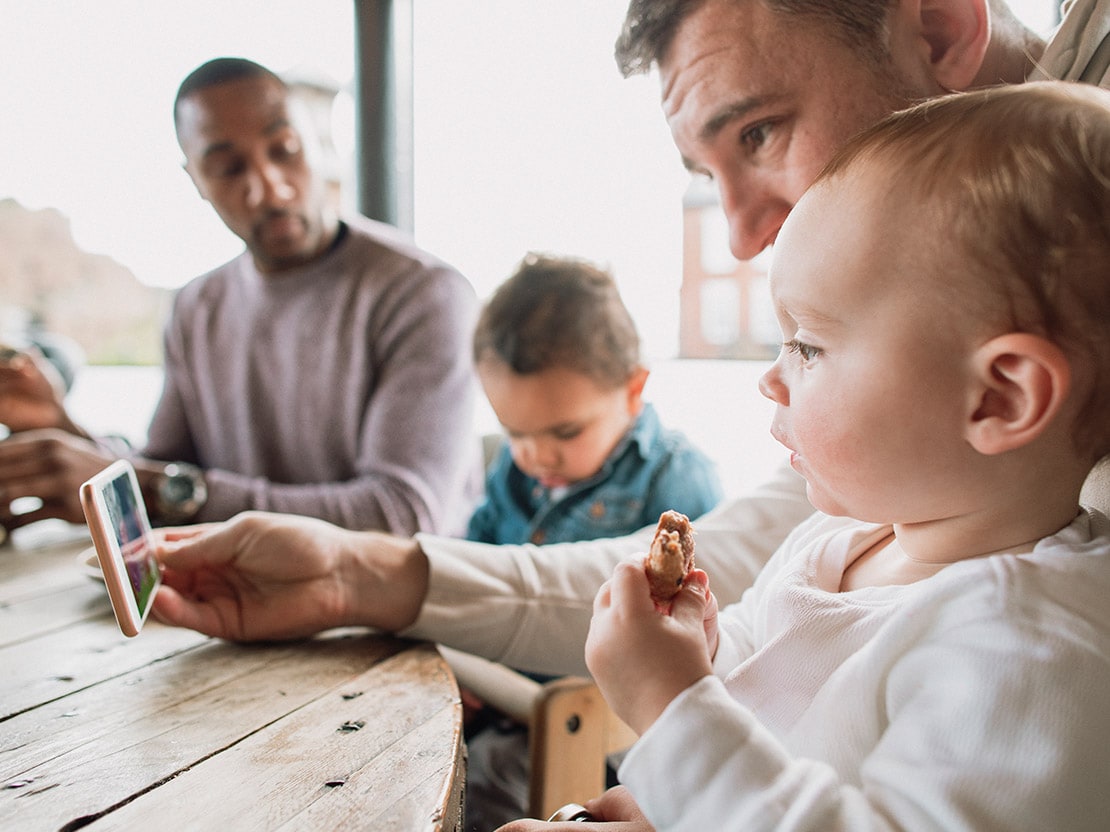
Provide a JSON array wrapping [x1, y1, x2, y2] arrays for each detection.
[[466, 403, 724, 546]]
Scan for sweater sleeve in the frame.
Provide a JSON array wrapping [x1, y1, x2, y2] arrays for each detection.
[[404, 462, 813, 677]]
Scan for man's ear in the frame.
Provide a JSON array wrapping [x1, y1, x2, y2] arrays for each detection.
[[966, 333, 1071, 455], [181, 159, 212, 204], [904, 0, 990, 91]]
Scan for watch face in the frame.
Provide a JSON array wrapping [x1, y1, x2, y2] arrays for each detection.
[[163, 475, 194, 503], [157, 464, 206, 523]]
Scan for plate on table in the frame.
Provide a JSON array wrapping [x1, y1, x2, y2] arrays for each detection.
[[76, 547, 104, 582]]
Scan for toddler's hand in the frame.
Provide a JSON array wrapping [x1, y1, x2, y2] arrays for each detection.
[[585, 558, 715, 734]]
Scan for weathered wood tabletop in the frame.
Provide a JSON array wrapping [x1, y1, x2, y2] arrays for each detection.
[[0, 524, 465, 831]]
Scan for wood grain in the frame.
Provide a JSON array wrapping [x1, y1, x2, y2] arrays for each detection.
[[0, 535, 465, 831]]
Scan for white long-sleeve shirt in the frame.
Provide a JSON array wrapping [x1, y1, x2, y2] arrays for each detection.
[[402, 0, 1110, 683], [620, 510, 1110, 831], [409, 463, 815, 677]]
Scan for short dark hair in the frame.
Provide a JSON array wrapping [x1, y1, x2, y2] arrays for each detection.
[[615, 0, 896, 78], [474, 254, 641, 389], [173, 57, 285, 128]]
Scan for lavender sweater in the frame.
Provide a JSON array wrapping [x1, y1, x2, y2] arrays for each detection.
[[142, 215, 483, 535]]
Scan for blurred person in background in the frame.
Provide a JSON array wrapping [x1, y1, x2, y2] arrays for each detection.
[[0, 57, 481, 537]]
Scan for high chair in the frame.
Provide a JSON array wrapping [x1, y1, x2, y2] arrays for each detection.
[[440, 646, 637, 821]]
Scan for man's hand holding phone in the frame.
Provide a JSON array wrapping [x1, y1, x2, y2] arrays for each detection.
[[80, 459, 162, 636]]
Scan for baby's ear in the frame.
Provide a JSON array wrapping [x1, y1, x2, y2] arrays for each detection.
[[965, 333, 1071, 455]]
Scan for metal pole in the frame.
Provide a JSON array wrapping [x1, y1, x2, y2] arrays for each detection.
[[353, 0, 414, 232]]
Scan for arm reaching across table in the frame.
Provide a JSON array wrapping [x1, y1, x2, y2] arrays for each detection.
[[153, 513, 430, 640], [153, 464, 812, 678]]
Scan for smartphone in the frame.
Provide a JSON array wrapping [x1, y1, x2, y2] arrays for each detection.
[[79, 459, 161, 636]]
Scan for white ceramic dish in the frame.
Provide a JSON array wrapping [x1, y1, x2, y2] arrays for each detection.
[[76, 547, 105, 582]]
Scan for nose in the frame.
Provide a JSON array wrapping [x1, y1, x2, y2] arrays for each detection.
[[245, 160, 295, 209], [513, 436, 560, 474], [717, 175, 792, 262], [758, 359, 789, 405]]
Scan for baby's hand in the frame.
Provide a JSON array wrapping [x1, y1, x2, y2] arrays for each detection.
[[585, 558, 715, 735]]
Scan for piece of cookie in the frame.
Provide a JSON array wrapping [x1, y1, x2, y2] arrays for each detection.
[[644, 510, 695, 606]]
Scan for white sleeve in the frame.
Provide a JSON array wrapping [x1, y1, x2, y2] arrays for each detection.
[[404, 463, 813, 677], [620, 585, 1110, 831]]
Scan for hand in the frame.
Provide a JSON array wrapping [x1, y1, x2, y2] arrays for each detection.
[[152, 511, 430, 641], [0, 348, 71, 433], [494, 786, 653, 831], [0, 429, 114, 530], [585, 560, 716, 735]]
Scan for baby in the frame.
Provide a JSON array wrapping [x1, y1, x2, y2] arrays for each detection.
[[586, 81, 1110, 829]]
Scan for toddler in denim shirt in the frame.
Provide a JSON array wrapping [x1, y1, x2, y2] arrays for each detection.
[[463, 252, 722, 830], [467, 253, 722, 547]]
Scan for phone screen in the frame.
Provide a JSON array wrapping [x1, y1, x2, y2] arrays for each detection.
[[80, 460, 160, 635]]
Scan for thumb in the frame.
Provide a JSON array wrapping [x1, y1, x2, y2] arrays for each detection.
[[669, 569, 709, 624]]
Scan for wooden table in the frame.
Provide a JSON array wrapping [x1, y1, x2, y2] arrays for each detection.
[[0, 523, 465, 831]]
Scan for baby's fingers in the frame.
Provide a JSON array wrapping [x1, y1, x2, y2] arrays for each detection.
[[608, 558, 657, 615], [669, 569, 711, 627]]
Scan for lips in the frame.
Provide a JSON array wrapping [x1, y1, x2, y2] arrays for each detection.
[[256, 212, 304, 243], [769, 423, 791, 452]]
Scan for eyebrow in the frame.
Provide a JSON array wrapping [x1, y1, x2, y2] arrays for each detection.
[[679, 96, 771, 172], [200, 116, 292, 160], [779, 296, 841, 330], [701, 98, 764, 143], [507, 420, 583, 438]]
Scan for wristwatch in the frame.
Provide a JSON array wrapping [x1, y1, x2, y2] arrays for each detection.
[[153, 462, 208, 524]]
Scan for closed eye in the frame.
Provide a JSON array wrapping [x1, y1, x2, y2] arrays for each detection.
[[552, 425, 584, 441]]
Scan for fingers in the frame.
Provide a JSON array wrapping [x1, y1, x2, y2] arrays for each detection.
[[154, 524, 219, 545], [150, 584, 230, 638], [0, 464, 92, 527], [587, 785, 650, 823], [670, 569, 711, 625], [492, 820, 620, 832], [156, 522, 238, 570], [592, 576, 613, 614], [150, 584, 191, 627], [0, 500, 50, 531], [607, 557, 656, 614], [0, 430, 111, 521], [489, 820, 546, 831]]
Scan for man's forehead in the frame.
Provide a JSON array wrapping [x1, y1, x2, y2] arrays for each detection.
[[660, 1, 782, 72], [177, 77, 290, 153], [658, 0, 791, 134]]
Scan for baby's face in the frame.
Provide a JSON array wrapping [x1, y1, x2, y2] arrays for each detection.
[[758, 169, 987, 523], [477, 360, 641, 490]]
